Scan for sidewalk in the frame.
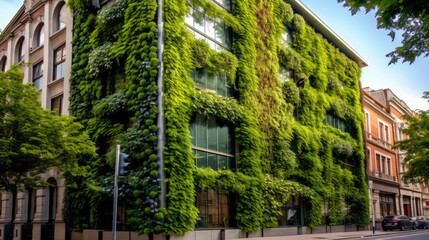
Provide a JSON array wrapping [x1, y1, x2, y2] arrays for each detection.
[[230, 230, 397, 240]]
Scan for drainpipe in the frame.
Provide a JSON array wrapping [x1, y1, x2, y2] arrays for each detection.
[[157, 0, 166, 209]]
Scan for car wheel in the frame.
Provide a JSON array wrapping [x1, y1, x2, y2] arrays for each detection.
[[383, 227, 387, 231], [425, 224, 428, 229], [413, 223, 416, 230], [401, 224, 405, 231]]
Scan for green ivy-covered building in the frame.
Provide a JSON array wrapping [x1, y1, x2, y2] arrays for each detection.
[[65, 0, 370, 238]]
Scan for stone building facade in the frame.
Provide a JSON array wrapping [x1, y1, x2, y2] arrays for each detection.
[[363, 87, 429, 226], [0, 0, 73, 239]]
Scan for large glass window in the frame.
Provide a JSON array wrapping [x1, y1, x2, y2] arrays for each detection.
[[281, 27, 293, 48], [196, 190, 230, 228], [53, 45, 66, 81], [279, 196, 301, 226], [189, 114, 234, 170], [191, 69, 233, 97], [186, 6, 232, 51], [380, 194, 395, 218], [33, 62, 43, 91], [323, 113, 349, 133], [211, 0, 231, 10]]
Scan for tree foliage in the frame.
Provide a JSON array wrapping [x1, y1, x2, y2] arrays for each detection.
[[0, 65, 96, 192], [338, 0, 429, 64], [395, 92, 429, 182]]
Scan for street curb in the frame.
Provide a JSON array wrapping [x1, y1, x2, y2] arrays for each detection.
[[331, 230, 420, 239]]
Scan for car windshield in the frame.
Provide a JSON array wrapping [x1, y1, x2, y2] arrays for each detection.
[[384, 216, 394, 220], [411, 217, 418, 220]]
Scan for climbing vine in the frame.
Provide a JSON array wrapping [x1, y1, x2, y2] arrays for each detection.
[[65, 0, 369, 236]]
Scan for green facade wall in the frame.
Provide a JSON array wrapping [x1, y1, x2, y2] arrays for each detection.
[[65, 0, 369, 235]]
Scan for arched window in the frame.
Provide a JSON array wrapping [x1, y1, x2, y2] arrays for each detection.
[[35, 23, 45, 47], [55, 3, 66, 32], [16, 38, 25, 63], [0, 57, 6, 72]]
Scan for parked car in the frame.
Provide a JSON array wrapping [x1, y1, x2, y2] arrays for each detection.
[[411, 216, 429, 229], [382, 215, 416, 231]]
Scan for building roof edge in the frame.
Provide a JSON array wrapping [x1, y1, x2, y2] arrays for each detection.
[[288, 0, 368, 68]]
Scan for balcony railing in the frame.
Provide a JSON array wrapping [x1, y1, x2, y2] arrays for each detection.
[[364, 131, 392, 150], [368, 170, 397, 182]]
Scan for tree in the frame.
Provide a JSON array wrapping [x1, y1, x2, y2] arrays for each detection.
[[0, 65, 97, 191], [394, 92, 429, 182], [338, 0, 429, 64]]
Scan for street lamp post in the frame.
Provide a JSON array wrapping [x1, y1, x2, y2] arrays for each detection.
[[112, 145, 120, 240], [369, 180, 375, 234]]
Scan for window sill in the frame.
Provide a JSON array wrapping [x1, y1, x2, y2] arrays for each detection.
[[50, 27, 66, 39], [191, 146, 234, 158], [30, 44, 44, 54], [48, 77, 64, 87]]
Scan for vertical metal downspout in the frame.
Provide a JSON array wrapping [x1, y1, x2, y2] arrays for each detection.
[[157, 0, 166, 209]]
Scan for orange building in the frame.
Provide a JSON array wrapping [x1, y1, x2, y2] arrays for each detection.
[[363, 87, 429, 225]]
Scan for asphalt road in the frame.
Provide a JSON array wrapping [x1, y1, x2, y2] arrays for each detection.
[[363, 229, 429, 240]]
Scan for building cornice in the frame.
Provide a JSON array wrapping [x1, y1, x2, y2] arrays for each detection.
[[0, 5, 26, 44], [362, 93, 396, 123], [390, 97, 414, 116]]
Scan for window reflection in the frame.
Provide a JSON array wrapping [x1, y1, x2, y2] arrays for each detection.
[[186, 6, 232, 50], [191, 68, 233, 97], [279, 196, 301, 226], [190, 114, 235, 171], [33, 62, 43, 91], [196, 190, 230, 228]]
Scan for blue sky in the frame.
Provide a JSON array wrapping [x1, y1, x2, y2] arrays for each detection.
[[1, 0, 428, 110], [0, 0, 23, 31], [301, 0, 429, 111]]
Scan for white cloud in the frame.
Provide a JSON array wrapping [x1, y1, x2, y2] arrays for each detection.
[[0, 0, 24, 31]]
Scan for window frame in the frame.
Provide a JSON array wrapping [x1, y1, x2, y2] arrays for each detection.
[[51, 94, 63, 116], [185, 6, 232, 51], [53, 44, 66, 81], [32, 61, 43, 91], [195, 189, 231, 229], [16, 38, 25, 63], [364, 109, 371, 133], [0, 56, 6, 72], [366, 147, 372, 171], [36, 24, 45, 47], [190, 114, 235, 171], [378, 119, 391, 143], [55, 3, 66, 32], [323, 112, 349, 133], [192, 68, 233, 97], [374, 151, 393, 176]]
